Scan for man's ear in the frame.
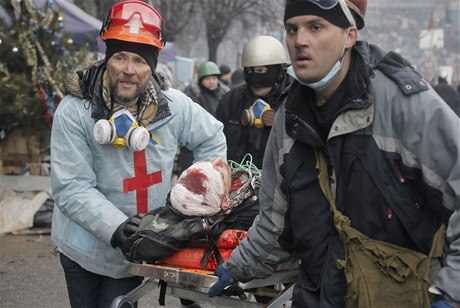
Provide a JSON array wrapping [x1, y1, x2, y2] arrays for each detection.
[[345, 27, 358, 49]]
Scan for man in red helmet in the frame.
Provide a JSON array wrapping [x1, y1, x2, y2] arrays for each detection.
[[50, 1, 226, 307], [209, 0, 460, 307]]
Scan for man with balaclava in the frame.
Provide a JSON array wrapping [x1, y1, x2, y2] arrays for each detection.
[[216, 35, 292, 168]]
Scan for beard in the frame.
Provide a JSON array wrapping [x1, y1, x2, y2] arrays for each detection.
[[109, 75, 148, 106]]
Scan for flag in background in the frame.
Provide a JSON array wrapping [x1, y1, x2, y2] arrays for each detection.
[[427, 9, 435, 31], [419, 7, 444, 50]]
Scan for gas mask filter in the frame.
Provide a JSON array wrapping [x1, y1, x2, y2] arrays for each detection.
[[241, 99, 275, 128], [93, 109, 150, 151]]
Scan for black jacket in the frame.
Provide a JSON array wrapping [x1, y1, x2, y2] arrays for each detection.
[[216, 70, 292, 168], [183, 80, 229, 116]]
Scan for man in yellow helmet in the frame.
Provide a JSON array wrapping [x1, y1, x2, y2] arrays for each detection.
[[216, 35, 292, 169]]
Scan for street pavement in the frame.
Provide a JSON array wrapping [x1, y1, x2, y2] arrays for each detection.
[[1, 228, 292, 308], [0, 229, 185, 308]]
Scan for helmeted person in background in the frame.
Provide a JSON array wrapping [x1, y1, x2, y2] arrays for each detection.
[[178, 61, 230, 176], [209, 0, 460, 307], [219, 64, 233, 87], [216, 35, 292, 168], [183, 61, 230, 117], [432, 73, 460, 116], [50, 1, 226, 307]]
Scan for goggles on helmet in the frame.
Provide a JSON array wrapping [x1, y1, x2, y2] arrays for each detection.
[[300, 0, 356, 26], [109, 0, 162, 33], [100, 0, 164, 49]]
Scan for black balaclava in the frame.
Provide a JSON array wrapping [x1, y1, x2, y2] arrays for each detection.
[[105, 39, 159, 73], [244, 64, 283, 88]]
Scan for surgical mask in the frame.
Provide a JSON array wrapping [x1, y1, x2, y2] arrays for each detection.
[[93, 109, 150, 151], [287, 61, 343, 91], [241, 99, 275, 128]]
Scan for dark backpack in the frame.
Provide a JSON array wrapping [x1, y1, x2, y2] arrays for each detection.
[[120, 189, 260, 263]]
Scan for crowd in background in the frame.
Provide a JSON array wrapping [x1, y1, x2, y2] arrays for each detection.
[[360, 23, 460, 86]]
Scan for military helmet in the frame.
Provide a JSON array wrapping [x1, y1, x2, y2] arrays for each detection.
[[197, 61, 221, 80]]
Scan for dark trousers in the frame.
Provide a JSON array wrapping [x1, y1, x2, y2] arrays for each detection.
[[60, 253, 143, 308]]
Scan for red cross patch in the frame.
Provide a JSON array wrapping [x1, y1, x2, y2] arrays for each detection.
[[123, 150, 162, 213]]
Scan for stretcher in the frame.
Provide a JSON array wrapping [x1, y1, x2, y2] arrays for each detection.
[[110, 261, 298, 308]]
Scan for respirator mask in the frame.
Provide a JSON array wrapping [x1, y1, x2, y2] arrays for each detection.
[[93, 109, 150, 151], [241, 99, 275, 128]]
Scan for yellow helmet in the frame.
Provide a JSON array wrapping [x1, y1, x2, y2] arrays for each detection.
[[241, 36, 287, 68]]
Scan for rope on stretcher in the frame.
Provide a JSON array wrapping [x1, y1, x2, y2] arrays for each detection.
[[228, 153, 262, 189]]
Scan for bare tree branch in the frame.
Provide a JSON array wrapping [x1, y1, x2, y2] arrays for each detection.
[[198, 0, 281, 62], [151, 0, 196, 42]]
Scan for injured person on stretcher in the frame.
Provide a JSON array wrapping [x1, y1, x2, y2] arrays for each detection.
[[110, 156, 298, 307], [118, 157, 260, 267]]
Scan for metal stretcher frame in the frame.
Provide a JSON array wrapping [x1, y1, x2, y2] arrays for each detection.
[[110, 262, 298, 308]]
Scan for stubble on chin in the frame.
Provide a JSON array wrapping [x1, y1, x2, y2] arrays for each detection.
[[110, 80, 145, 106]]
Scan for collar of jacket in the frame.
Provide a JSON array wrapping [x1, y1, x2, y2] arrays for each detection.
[[73, 60, 171, 123], [285, 89, 325, 148], [355, 41, 429, 95], [269, 71, 294, 109], [285, 51, 371, 147]]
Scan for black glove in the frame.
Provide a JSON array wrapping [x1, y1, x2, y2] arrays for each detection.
[[208, 264, 246, 300], [111, 213, 144, 248]]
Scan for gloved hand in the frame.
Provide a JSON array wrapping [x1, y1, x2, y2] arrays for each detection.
[[208, 264, 246, 300], [431, 300, 452, 308], [110, 213, 144, 248]]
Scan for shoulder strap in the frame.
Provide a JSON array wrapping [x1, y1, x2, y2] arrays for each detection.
[[313, 148, 445, 259], [314, 148, 344, 225]]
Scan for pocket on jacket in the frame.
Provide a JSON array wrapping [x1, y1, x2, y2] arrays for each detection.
[[385, 185, 436, 253]]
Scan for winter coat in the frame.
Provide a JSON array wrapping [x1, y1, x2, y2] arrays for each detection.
[[50, 60, 226, 278], [215, 71, 292, 168], [224, 42, 460, 307], [183, 79, 229, 116]]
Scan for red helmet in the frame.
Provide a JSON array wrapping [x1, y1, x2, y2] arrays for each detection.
[[346, 0, 367, 29], [100, 0, 164, 50]]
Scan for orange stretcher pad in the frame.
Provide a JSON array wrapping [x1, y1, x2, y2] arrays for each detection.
[[158, 229, 247, 271]]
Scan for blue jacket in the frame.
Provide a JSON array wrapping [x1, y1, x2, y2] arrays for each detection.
[[51, 61, 226, 278]]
